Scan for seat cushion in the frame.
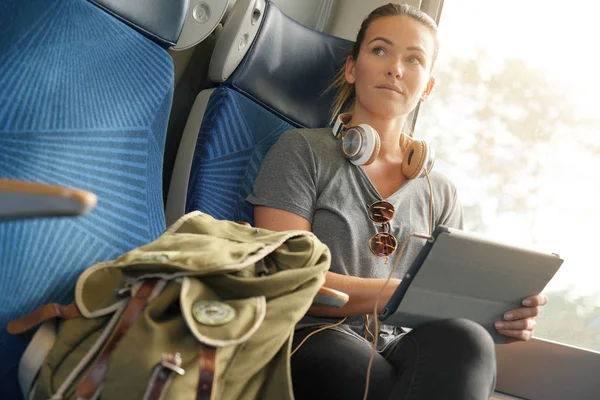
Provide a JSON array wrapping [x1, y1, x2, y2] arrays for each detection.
[[0, 0, 173, 397], [185, 87, 293, 225]]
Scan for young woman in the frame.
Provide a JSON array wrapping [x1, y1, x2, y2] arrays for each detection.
[[247, 3, 547, 399]]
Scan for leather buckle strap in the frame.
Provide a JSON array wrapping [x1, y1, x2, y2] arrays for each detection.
[[196, 345, 216, 400], [76, 279, 160, 399], [143, 353, 185, 400], [7, 303, 81, 335]]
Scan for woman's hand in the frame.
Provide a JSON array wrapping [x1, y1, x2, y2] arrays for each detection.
[[495, 294, 548, 343]]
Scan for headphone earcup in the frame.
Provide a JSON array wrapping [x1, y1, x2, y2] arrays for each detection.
[[402, 139, 435, 179], [363, 128, 380, 166], [343, 124, 380, 166]]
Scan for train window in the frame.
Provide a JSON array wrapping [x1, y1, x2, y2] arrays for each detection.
[[417, 0, 600, 350]]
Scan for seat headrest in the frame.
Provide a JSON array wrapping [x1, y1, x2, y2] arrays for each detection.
[[90, 0, 189, 48], [174, 0, 235, 50], [215, 0, 353, 129]]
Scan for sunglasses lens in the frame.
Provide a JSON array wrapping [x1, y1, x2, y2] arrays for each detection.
[[368, 232, 398, 257], [368, 200, 395, 224]]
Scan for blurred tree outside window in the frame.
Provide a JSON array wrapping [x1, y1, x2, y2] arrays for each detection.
[[416, 0, 600, 351]]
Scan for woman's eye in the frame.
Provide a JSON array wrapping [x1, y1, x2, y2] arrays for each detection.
[[407, 56, 423, 65], [373, 47, 386, 56]]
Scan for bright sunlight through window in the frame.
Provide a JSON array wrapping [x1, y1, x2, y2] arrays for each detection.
[[417, 0, 600, 351]]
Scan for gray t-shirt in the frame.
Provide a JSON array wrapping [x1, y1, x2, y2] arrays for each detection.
[[247, 128, 464, 347]]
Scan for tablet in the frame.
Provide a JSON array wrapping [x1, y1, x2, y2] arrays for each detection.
[[379, 226, 564, 344]]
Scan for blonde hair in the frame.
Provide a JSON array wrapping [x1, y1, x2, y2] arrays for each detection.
[[327, 3, 439, 125]]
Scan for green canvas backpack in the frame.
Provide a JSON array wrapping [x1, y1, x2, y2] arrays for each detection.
[[8, 212, 332, 400]]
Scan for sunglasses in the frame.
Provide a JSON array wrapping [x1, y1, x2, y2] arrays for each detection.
[[367, 200, 398, 263]]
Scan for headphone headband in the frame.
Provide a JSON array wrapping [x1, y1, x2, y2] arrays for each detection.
[[332, 113, 352, 138], [331, 113, 435, 177]]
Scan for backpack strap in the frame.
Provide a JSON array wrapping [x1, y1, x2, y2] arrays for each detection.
[[143, 353, 186, 400], [7, 303, 82, 399], [18, 321, 57, 399], [141, 345, 217, 400], [197, 345, 217, 400], [76, 279, 161, 399], [7, 303, 81, 334]]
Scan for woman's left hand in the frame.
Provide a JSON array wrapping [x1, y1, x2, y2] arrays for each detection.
[[495, 294, 548, 343]]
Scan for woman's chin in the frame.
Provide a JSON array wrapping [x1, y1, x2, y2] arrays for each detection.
[[367, 105, 412, 119]]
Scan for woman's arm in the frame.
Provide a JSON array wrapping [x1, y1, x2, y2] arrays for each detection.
[[254, 205, 401, 317]]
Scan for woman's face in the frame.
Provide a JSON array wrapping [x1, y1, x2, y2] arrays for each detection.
[[345, 15, 436, 119]]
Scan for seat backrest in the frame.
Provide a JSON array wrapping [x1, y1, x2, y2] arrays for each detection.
[[166, 0, 352, 226], [0, 0, 187, 397]]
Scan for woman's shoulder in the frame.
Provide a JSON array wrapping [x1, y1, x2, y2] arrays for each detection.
[[279, 127, 336, 147], [275, 127, 340, 160], [425, 170, 459, 196]]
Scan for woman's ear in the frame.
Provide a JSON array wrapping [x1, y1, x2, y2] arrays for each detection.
[[420, 76, 436, 101], [344, 55, 356, 85]]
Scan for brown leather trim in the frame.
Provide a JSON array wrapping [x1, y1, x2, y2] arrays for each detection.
[[144, 367, 172, 400], [403, 140, 426, 179], [145, 371, 169, 400], [196, 345, 216, 400], [76, 279, 159, 399], [144, 353, 184, 400], [364, 130, 380, 166], [7, 303, 81, 335]]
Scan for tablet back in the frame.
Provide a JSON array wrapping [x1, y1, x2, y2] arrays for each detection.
[[380, 226, 563, 344]]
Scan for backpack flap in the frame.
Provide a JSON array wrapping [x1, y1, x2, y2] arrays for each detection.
[[103, 211, 328, 282], [75, 260, 132, 318], [179, 276, 268, 399], [180, 277, 266, 347], [106, 229, 267, 278], [94, 277, 269, 400]]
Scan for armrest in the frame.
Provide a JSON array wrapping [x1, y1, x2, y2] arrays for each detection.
[[0, 179, 98, 220], [312, 286, 349, 308]]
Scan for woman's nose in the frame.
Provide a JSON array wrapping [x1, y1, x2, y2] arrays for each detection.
[[386, 59, 404, 78]]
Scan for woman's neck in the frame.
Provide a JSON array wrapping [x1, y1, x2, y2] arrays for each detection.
[[347, 107, 407, 161]]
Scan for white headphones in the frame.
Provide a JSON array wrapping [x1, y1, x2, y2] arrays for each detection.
[[332, 113, 435, 179]]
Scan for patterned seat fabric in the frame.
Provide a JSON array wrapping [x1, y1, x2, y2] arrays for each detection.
[[185, 87, 293, 225], [181, 1, 351, 225], [0, 0, 173, 397]]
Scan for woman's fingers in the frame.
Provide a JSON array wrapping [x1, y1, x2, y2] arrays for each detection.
[[495, 317, 536, 331], [497, 329, 533, 341]]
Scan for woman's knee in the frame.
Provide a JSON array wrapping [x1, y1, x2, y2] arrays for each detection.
[[411, 318, 496, 366], [411, 319, 496, 386], [439, 318, 495, 352], [388, 319, 497, 398]]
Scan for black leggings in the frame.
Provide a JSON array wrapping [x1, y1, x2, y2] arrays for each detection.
[[291, 319, 497, 400]]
